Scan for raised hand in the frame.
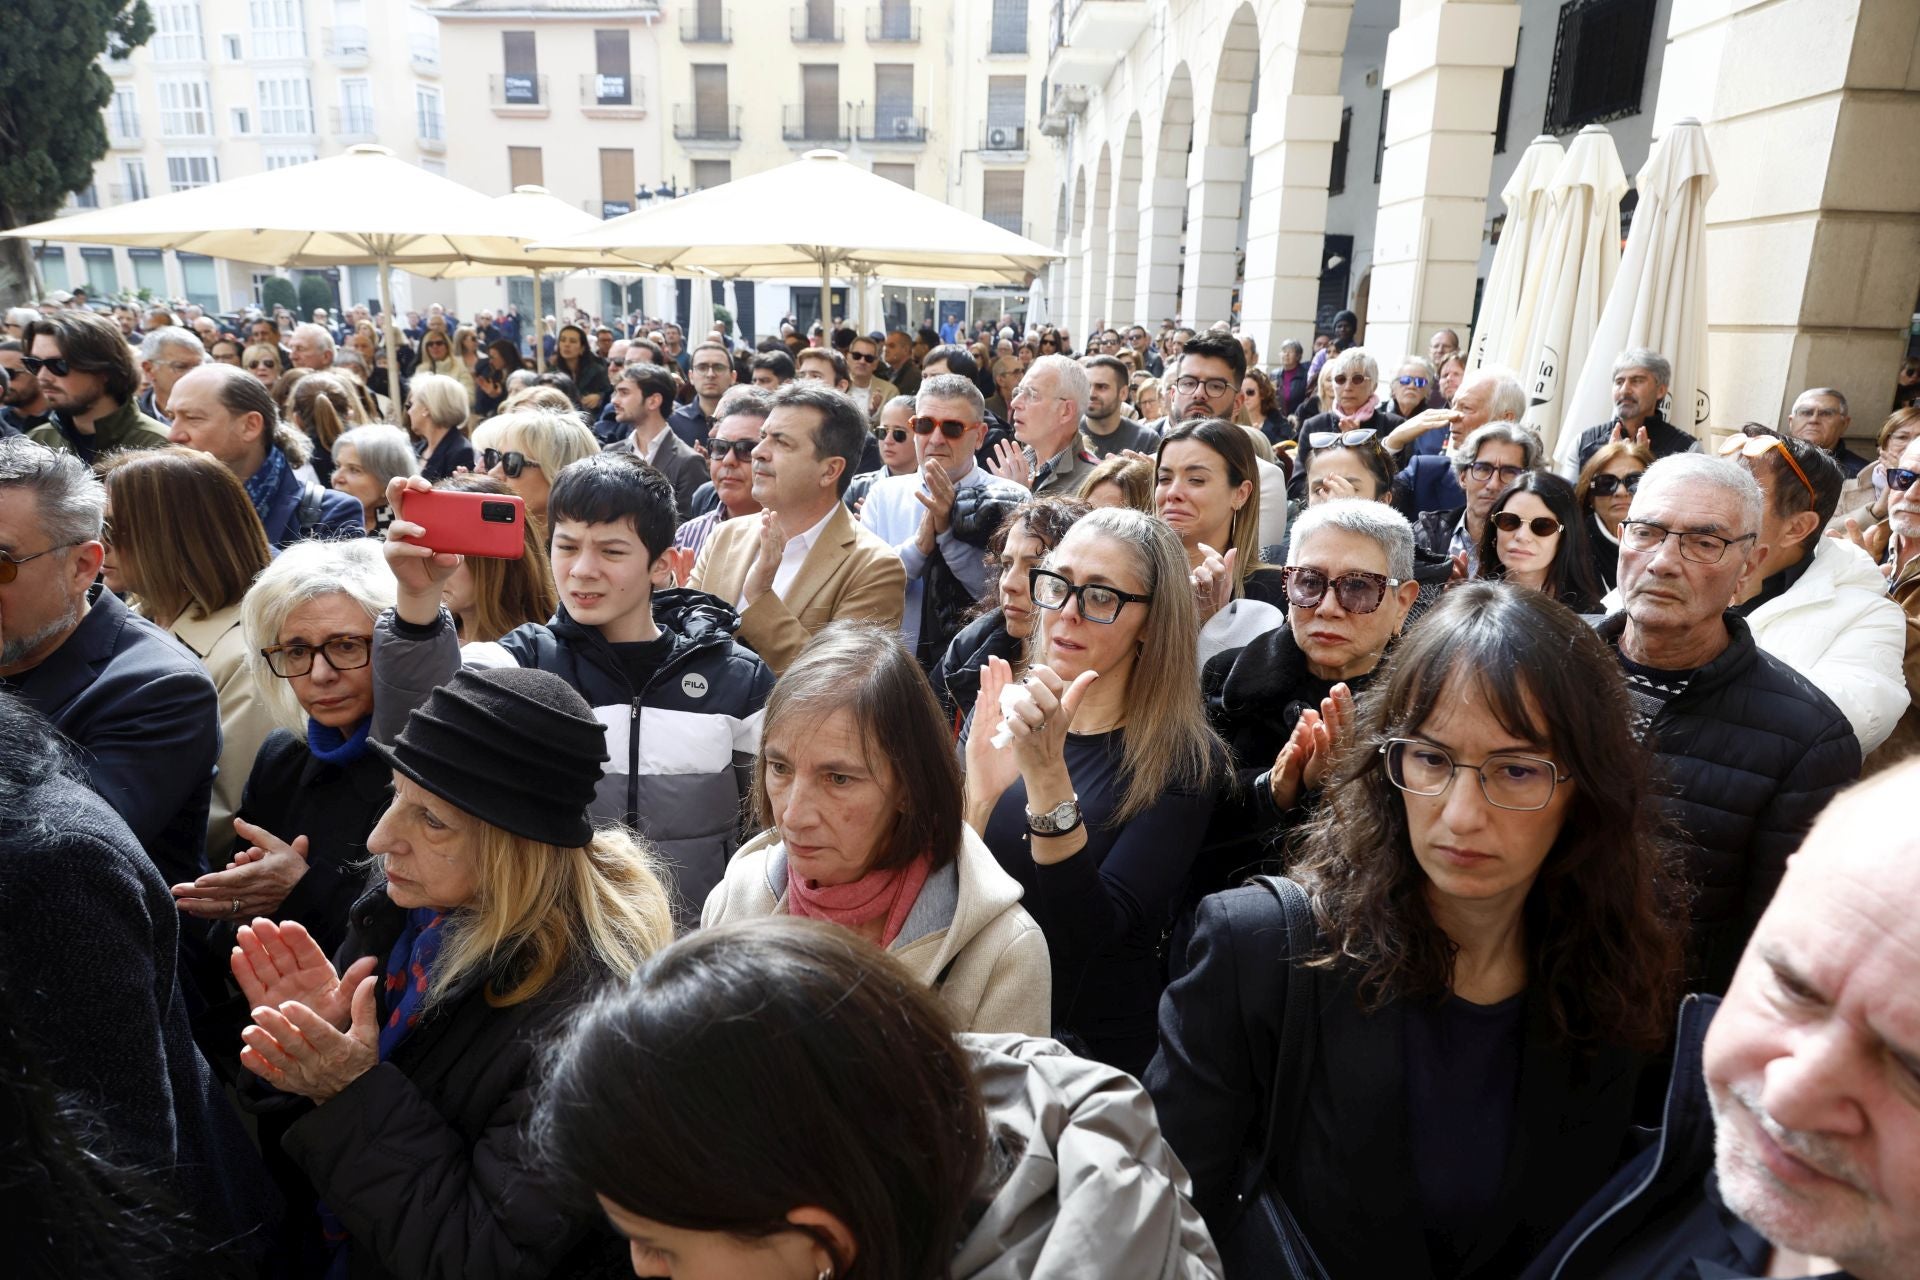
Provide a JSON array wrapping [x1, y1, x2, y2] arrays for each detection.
[[998, 663, 1101, 777], [1190, 543, 1237, 625], [231, 919, 379, 1033], [171, 818, 312, 921], [962, 657, 1022, 826], [1269, 708, 1331, 811], [988, 439, 1034, 489], [742, 510, 786, 605], [383, 476, 463, 624], [239, 976, 379, 1103]]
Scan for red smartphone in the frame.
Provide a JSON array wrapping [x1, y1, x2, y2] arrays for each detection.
[[396, 490, 527, 559]]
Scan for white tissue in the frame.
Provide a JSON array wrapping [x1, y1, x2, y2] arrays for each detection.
[[989, 679, 1026, 749]]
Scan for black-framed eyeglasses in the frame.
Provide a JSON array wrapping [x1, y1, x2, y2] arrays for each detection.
[[21, 355, 71, 377], [258, 633, 373, 679], [482, 449, 541, 478], [847, 350, 879, 364], [880, 427, 910, 445], [1492, 511, 1562, 537], [1618, 519, 1756, 565], [1307, 428, 1378, 450], [1280, 565, 1403, 615], [1888, 468, 1920, 493], [1588, 471, 1644, 497], [0, 541, 83, 585], [1465, 461, 1526, 484], [1029, 567, 1152, 624], [912, 416, 974, 439], [708, 437, 757, 462], [1379, 738, 1570, 812], [1171, 375, 1233, 398]]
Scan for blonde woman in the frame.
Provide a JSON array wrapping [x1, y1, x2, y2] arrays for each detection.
[[961, 507, 1224, 1075], [1075, 453, 1154, 512], [231, 666, 673, 1277], [242, 342, 283, 387], [415, 327, 474, 404], [470, 406, 602, 529]]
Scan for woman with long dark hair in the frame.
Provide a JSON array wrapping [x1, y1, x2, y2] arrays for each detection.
[[472, 338, 524, 418], [1149, 582, 1682, 1280], [551, 323, 612, 413], [1473, 471, 1603, 612], [1573, 440, 1654, 592]]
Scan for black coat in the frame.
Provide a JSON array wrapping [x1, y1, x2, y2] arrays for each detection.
[[417, 428, 475, 482], [1572, 413, 1697, 473], [277, 885, 628, 1279], [0, 764, 275, 1271], [1147, 886, 1643, 1280], [1593, 612, 1860, 992], [931, 608, 1022, 724]]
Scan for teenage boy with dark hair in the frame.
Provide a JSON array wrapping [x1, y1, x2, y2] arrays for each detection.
[[377, 452, 775, 921]]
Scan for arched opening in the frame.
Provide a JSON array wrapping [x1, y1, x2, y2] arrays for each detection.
[[1107, 114, 1144, 326], [1139, 63, 1195, 326], [1181, 2, 1261, 327]]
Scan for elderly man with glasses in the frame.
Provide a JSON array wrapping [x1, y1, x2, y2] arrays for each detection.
[[135, 325, 207, 426], [1411, 421, 1541, 575], [1596, 452, 1859, 994], [1786, 386, 1869, 478]]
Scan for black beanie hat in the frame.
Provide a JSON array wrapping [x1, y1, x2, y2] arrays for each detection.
[[371, 666, 609, 848]]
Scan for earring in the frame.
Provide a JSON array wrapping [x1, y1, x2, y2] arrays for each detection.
[[817, 1270, 834, 1280]]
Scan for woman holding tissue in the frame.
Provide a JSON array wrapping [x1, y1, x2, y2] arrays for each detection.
[[962, 507, 1224, 1076]]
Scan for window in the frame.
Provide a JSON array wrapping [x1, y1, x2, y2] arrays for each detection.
[[989, 0, 1026, 54], [120, 158, 150, 202], [502, 31, 539, 104], [1545, 0, 1656, 132], [152, 2, 205, 61], [130, 249, 169, 295], [179, 253, 219, 310], [692, 64, 729, 134], [691, 159, 731, 189], [157, 79, 212, 136], [594, 29, 632, 104], [221, 33, 242, 60], [801, 64, 839, 139], [264, 148, 316, 170], [249, 0, 307, 58], [110, 88, 140, 141], [874, 64, 914, 137], [508, 145, 543, 189], [1329, 106, 1351, 195], [599, 147, 635, 215], [1374, 90, 1390, 185], [415, 85, 444, 141], [339, 78, 373, 134], [1494, 59, 1518, 154], [982, 169, 1024, 232], [408, 5, 439, 66], [73, 184, 100, 210], [257, 76, 315, 134], [165, 153, 219, 191], [873, 162, 914, 190], [230, 106, 252, 134], [80, 248, 119, 297], [36, 247, 70, 292]]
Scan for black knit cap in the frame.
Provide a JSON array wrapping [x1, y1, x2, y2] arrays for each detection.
[[371, 666, 609, 848]]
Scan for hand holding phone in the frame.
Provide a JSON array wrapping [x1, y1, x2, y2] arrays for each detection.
[[394, 489, 527, 559]]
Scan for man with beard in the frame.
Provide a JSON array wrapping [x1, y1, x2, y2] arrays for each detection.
[[1573, 347, 1700, 472], [21, 311, 169, 461], [0, 339, 53, 437]]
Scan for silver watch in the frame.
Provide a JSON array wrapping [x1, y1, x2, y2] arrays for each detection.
[[1025, 795, 1081, 836]]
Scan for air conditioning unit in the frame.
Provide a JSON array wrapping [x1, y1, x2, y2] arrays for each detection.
[[892, 116, 915, 137], [988, 126, 1014, 148]]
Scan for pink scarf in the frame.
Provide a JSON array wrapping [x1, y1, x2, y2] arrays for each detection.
[[785, 851, 934, 948], [1338, 402, 1378, 427]]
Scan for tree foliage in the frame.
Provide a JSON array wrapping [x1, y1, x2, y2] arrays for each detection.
[[261, 275, 298, 314], [0, 2, 154, 297], [298, 273, 336, 317]]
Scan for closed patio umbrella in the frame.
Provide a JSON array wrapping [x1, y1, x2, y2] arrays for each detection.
[[1554, 119, 1717, 473], [1514, 125, 1629, 457], [1468, 134, 1566, 375]]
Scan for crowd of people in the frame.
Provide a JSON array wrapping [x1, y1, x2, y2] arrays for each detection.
[[3, 285, 1920, 1280]]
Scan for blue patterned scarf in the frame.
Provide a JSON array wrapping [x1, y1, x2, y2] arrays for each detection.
[[378, 907, 447, 1060], [242, 443, 290, 524]]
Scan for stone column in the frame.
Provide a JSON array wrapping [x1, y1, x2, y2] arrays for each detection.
[[1363, 0, 1520, 367], [1179, 144, 1247, 326], [1080, 195, 1110, 338], [1105, 182, 1139, 327], [1134, 171, 1185, 326], [1655, 0, 1920, 435], [1241, 91, 1347, 359], [1059, 225, 1080, 337]]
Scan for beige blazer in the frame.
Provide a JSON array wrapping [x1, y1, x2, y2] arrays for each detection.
[[170, 602, 276, 864], [687, 500, 906, 673]]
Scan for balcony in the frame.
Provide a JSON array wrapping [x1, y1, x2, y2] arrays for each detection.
[[859, 104, 926, 144], [981, 122, 1027, 156], [490, 73, 550, 117], [593, 198, 635, 219], [329, 105, 376, 140], [410, 35, 440, 74], [782, 103, 851, 144], [108, 124, 142, 150], [324, 25, 369, 68], [580, 73, 646, 118], [680, 8, 731, 43], [792, 5, 842, 41], [673, 103, 742, 144], [1047, 0, 1149, 88], [866, 4, 918, 41]]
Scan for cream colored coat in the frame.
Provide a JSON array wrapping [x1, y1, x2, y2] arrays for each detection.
[[170, 602, 275, 864], [703, 825, 1052, 1036]]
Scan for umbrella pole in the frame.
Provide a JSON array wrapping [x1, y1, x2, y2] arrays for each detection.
[[820, 254, 831, 332], [533, 267, 547, 373], [378, 254, 402, 426]]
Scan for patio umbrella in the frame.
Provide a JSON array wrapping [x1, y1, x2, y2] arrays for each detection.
[[1467, 134, 1565, 374], [534, 150, 1059, 309], [1554, 119, 1717, 473], [1513, 125, 1629, 456], [688, 274, 716, 346]]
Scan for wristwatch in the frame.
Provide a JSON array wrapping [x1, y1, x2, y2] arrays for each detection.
[[1025, 795, 1083, 838]]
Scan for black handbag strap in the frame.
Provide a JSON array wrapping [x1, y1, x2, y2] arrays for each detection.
[[1237, 875, 1318, 1203]]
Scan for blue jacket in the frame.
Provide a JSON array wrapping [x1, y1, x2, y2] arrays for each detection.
[[3, 586, 218, 888], [258, 453, 365, 549], [1397, 452, 1467, 517]]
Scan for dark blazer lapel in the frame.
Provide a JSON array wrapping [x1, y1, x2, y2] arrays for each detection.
[[16, 586, 121, 711]]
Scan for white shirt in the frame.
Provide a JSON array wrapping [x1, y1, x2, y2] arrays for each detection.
[[632, 424, 669, 466], [739, 503, 838, 611]]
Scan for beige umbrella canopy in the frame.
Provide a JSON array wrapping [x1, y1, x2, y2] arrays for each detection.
[[1468, 134, 1566, 375], [535, 149, 1060, 315], [2, 145, 560, 418]]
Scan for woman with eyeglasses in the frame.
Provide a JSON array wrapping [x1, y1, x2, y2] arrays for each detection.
[[1474, 471, 1603, 612], [209, 336, 243, 367], [1387, 357, 1438, 420], [242, 342, 284, 388], [1129, 370, 1164, 422], [1291, 348, 1404, 500], [961, 507, 1225, 1075], [1150, 582, 1682, 1280], [1574, 440, 1655, 592], [470, 406, 602, 532], [842, 394, 920, 513]]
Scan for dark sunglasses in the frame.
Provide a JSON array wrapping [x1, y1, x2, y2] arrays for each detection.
[[1889, 468, 1920, 493], [0, 541, 83, 585], [3, 365, 31, 381], [1306, 427, 1378, 450], [1587, 471, 1644, 497], [881, 427, 910, 444], [1281, 565, 1402, 614], [1492, 511, 1563, 537], [708, 438, 756, 461], [21, 355, 71, 377], [482, 448, 540, 478], [848, 350, 879, 363], [912, 416, 973, 439]]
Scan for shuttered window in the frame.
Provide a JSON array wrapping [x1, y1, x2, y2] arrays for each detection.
[[982, 170, 1024, 233], [508, 145, 543, 189], [692, 64, 729, 133], [802, 65, 838, 139], [600, 148, 634, 215]]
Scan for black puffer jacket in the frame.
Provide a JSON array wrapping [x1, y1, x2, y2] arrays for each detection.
[[278, 885, 629, 1280], [930, 608, 1023, 725], [1593, 612, 1860, 992]]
